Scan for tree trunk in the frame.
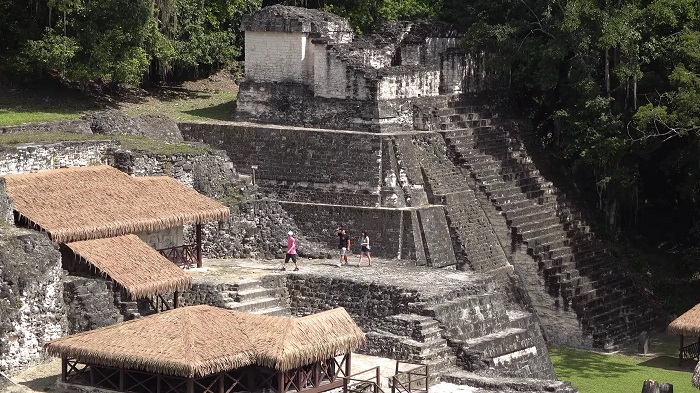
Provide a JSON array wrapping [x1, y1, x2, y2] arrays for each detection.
[[605, 48, 610, 98]]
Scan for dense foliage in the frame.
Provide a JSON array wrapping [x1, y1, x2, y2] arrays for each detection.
[[438, 0, 700, 261], [0, 0, 261, 86]]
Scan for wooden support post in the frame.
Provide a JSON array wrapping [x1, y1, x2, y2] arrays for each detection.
[[218, 373, 225, 393], [679, 335, 684, 366], [187, 378, 194, 393], [61, 357, 67, 383], [119, 368, 124, 392], [375, 367, 380, 393], [345, 353, 352, 378], [425, 364, 429, 393], [173, 290, 179, 309], [196, 224, 203, 268], [278, 371, 285, 393]]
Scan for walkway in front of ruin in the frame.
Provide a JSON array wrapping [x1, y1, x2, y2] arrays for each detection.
[[189, 256, 489, 293]]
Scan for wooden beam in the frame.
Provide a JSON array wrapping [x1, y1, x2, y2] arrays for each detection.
[[174, 290, 179, 309], [196, 224, 203, 268], [680, 335, 684, 366]]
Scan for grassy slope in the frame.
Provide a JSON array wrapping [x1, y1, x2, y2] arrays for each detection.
[[550, 341, 694, 393], [0, 84, 237, 126]]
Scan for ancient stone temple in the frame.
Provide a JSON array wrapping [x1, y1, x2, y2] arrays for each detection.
[[182, 4, 662, 367]]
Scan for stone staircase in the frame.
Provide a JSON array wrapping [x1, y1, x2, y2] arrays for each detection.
[[220, 279, 289, 316], [422, 291, 555, 379], [436, 96, 662, 349], [412, 141, 510, 273], [365, 313, 458, 384]]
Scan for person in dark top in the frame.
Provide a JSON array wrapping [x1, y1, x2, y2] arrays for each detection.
[[337, 228, 350, 267]]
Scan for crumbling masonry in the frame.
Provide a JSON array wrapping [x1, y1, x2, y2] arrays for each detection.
[[184, 3, 662, 385]]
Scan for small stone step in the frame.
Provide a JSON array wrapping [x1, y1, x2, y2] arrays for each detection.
[[252, 306, 290, 317], [225, 297, 280, 312], [236, 287, 279, 302]]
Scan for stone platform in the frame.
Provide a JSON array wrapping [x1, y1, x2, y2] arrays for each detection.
[[188, 257, 491, 297]]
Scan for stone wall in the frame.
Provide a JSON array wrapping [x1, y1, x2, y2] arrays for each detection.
[[279, 202, 418, 260], [0, 179, 13, 225], [62, 277, 123, 335], [0, 140, 116, 175], [245, 31, 315, 84], [111, 148, 236, 197], [0, 228, 67, 375], [179, 122, 383, 206], [0, 119, 92, 134]]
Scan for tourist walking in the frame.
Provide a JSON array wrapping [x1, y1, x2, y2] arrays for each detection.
[[283, 231, 299, 271], [358, 231, 372, 266], [337, 228, 350, 267]]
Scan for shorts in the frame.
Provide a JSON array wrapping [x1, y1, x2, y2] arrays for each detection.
[[285, 253, 297, 263], [340, 247, 348, 256], [361, 246, 370, 253]]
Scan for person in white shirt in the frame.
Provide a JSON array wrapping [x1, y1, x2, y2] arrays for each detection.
[[358, 231, 371, 266]]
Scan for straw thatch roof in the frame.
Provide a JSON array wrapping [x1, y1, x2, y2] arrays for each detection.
[[47, 305, 365, 378], [3, 166, 230, 243], [668, 303, 700, 336], [66, 235, 191, 299]]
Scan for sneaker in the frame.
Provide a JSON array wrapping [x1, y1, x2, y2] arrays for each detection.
[[293, 267, 299, 271]]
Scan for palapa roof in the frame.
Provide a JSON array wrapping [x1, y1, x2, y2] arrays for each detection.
[[66, 235, 191, 299], [2, 166, 230, 243], [668, 303, 700, 336], [47, 305, 366, 378]]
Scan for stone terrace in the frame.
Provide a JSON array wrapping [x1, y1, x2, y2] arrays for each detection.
[[182, 257, 559, 385]]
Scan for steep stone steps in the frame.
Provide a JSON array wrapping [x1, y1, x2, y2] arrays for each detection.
[[439, 103, 661, 349]]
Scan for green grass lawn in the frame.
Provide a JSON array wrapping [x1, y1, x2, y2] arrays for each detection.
[[122, 91, 237, 122], [550, 345, 694, 393], [0, 85, 237, 126]]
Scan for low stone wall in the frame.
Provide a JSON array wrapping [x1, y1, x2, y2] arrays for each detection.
[[0, 140, 116, 175], [0, 119, 92, 134], [112, 148, 236, 196], [0, 228, 67, 375]]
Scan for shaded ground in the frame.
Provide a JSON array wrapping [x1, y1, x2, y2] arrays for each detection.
[[0, 70, 239, 126]]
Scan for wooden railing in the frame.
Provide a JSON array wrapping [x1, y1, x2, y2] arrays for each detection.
[[390, 361, 428, 393], [158, 244, 197, 269], [681, 341, 699, 361], [342, 366, 385, 393]]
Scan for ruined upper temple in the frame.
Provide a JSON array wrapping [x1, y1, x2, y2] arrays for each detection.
[[236, 5, 488, 132]]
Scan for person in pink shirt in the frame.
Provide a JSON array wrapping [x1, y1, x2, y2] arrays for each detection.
[[282, 231, 299, 271]]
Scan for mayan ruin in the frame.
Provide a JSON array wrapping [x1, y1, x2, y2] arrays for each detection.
[[1, 2, 700, 393]]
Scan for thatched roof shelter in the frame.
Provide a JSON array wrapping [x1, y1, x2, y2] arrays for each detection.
[[668, 304, 700, 336], [66, 235, 191, 299], [47, 305, 366, 378], [2, 166, 230, 243]]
